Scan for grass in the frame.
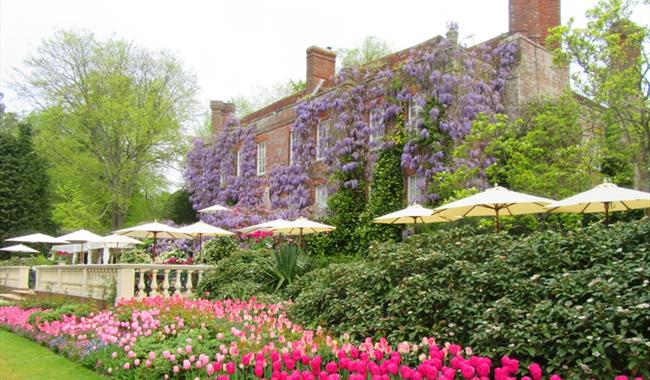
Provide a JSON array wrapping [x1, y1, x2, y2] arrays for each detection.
[[0, 329, 104, 380]]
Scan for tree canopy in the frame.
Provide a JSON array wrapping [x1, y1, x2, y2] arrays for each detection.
[[548, 0, 650, 191], [0, 108, 55, 240], [15, 30, 200, 228]]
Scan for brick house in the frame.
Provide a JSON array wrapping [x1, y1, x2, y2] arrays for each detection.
[[207, 0, 568, 210]]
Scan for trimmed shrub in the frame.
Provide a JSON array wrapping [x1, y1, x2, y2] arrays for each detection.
[[287, 219, 650, 379], [195, 248, 273, 300], [201, 236, 239, 264]]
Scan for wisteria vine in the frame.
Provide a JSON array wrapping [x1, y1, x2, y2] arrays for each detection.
[[186, 30, 518, 226]]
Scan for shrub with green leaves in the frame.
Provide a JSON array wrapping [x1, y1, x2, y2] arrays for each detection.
[[195, 248, 273, 300], [118, 247, 152, 264], [201, 236, 238, 264], [287, 219, 650, 379]]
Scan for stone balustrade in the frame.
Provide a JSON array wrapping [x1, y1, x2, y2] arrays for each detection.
[[0, 266, 30, 289], [33, 264, 212, 301]]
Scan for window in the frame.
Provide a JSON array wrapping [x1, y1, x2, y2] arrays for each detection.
[[407, 175, 422, 204], [236, 149, 242, 177], [289, 131, 299, 164], [407, 99, 421, 126], [315, 185, 328, 209], [316, 120, 329, 161], [369, 109, 384, 143], [257, 142, 266, 176]]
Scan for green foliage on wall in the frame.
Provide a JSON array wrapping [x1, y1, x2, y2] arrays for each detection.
[[355, 145, 404, 254]]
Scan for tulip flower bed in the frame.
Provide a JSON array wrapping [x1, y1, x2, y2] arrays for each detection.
[[0, 297, 641, 380]]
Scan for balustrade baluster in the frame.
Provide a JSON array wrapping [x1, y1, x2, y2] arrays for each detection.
[[137, 269, 146, 298], [162, 269, 171, 298], [173, 270, 182, 296], [150, 269, 159, 297], [185, 270, 194, 297]]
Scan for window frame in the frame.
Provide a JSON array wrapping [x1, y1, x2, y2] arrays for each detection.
[[316, 120, 329, 161], [407, 174, 421, 204], [289, 130, 298, 165], [256, 142, 266, 176], [315, 184, 328, 209], [369, 108, 384, 144]]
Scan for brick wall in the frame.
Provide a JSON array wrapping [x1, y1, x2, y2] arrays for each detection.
[[209, 1, 569, 208], [509, 0, 561, 48], [503, 34, 569, 117]]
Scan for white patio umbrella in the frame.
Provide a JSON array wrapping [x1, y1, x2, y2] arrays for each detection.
[[433, 185, 556, 232], [0, 244, 39, 254], [59, 229, 104, 264], [199, 204, 231, 213], [374, 204, 460, 225], [545, 181, 650, 224], [6, 233, 69, 244], [266, 217, 335, 247], [113, 222, 192, 257], [239, 219, 290, 234], [97, 234, 143, 264], [178, 221, 235, 261]]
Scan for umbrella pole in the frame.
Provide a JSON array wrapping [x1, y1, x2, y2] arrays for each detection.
[[300, 229, 304, 249], [198, 234, 203, 263], [152, 232, 157, 259], [495, 208, 500, 232], [604, 202, 610, 225]]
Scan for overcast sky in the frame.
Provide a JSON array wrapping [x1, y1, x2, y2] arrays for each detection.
[[2, 0, 648, 116]]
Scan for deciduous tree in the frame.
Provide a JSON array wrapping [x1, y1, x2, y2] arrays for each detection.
[[15, 30, 200, 228], [548, 0, 650, 190]]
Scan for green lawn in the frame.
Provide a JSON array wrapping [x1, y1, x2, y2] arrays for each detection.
[[0, 329, 104, 380]]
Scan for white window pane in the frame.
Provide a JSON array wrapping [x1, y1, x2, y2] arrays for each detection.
[[257, 142, 266, 176], [289, 131, 294, 164], [407, 175, 422, 204], [315, 185, 328, 209], [317, 120, 328, 161], [369, 109, 384, 144]]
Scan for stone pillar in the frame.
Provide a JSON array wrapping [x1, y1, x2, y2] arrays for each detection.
[[115, 266, 136, 301]]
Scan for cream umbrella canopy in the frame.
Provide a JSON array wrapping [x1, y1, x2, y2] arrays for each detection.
[[114, 222, 192, 257], [199, 204, 231, 213], [266, 217, 335, 247], [6, 233, 69, 244], [178, 221, 235, 262], [97, 234, 142, 264], [374, 204, 460, 225], [545, 181, 650, 223], [0, 244, 39, 254], [239, 219, 290, 234], [58, 229, 104, 264], [433, 185, 556, 232]]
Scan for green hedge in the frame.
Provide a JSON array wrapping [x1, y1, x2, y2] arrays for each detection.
[[286, 218, 650, 379]]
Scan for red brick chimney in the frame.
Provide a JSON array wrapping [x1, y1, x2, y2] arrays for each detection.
[[210, 100, 236, 135], [509, 0, 561, 48], [306, 46, 337, 94]]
